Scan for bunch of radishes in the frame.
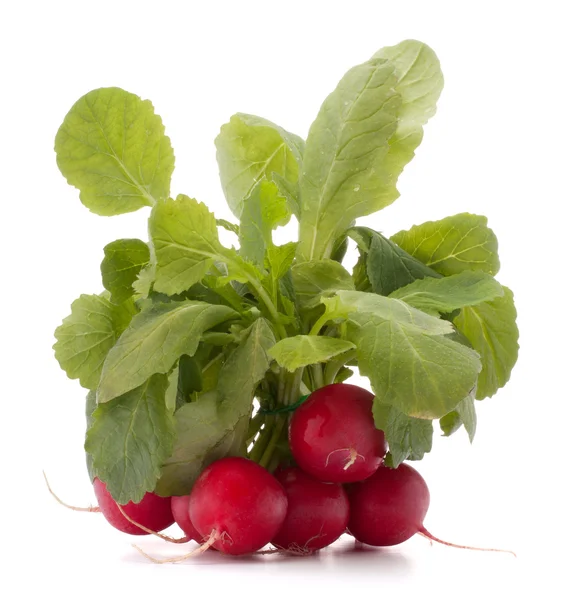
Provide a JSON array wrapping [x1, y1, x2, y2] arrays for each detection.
[[81, 383, 477, 559]]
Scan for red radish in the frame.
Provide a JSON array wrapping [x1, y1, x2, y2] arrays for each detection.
[[289, 383, 387, 483], [347, 463, 515, 555], [347, 463, 429, 546], [272, 467, 349, 552], [171, 495, 204, 543], [93, 478, 174, 536], [189, 457, 288, 555]]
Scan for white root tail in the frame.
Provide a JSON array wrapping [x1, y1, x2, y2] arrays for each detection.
[[116, 504, 189, 544], [419, 528, 516, 557], [43, 471, 100, 513], [134, 529, 221, 564]]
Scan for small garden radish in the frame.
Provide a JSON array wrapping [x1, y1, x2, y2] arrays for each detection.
[[347, 463, 430, 546], [171, 495, 204, 543], [347, 463, 515, 555], [289, 384, 387, 483], [272, 467, 349, 552], [93, 478, 174, 536], [188, 457, 288, 555]]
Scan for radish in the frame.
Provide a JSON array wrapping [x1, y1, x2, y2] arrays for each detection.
[[189, 457, 288, 555], [272, 467, 349, 552], [347, 463, 515, 555], [347, 463, 429, 546], [289, 383, 387, 483], [93, 478, 174, 536], [171, 495, 204, 543]]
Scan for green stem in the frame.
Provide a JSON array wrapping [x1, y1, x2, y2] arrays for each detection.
[[259, 415, 286, 468], [246, 274, 287, 340], [246, 412, 265, 446], [324, 349, 356, 385], [309, 313, 329, 337], [249, 417, 274, 461], [312, 364, 324, 390], [289, 368, 304, 403], [257, 369, 302, 469]]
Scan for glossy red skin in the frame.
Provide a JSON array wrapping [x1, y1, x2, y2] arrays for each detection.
[[93, 478, 174, 536], [171, 495, 203, 542], [347, 463, 430, 546], [289, 383, 387, 483], [189, 457, 288, 555], [272, 467, 350, 551]]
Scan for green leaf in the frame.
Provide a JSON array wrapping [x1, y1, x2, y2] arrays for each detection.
[[215, 113, 305, 218], [177, 354, 203, 404], [165, 366, 179, 412], [239, 180, 290, 267], [291, 260, 355, 308], [269, 336, 355, 372], [352, 253, 371, 292], [150, 195, 261, 296], [101, 239, 150, 304], [334, 367, 354, 384], [156, 319, 276, 495], [85, 374, 175, 503], [53, 293, 136, 390], [349, 227, 440, 295], [216, 318, 276, 401], [324, 290, 453, 335], [85, 390, 97, 482], [150, 195, 219, 295], [391, 213, 500, 276], [440, 393, 477, 442], [199, 275, 249, 314], [199, 350, 226, 395], [55, 87, 174, 215], [453, 287, 519, 399], [328, 236, 347, 266], [439, 410, 461, 437], [267, 242, 297, 281], [373, 401, 433, 467], [217, 219, 240, 235], [373, 40, 444, 192], [133, 262, 156, 298], [298, 58, 401, 262], [328, 291, 481, 419], [154, 394, 235, 497], [97, 300, 237, 403], [458, 394, 478, 441], [390, 271, 504, 317]]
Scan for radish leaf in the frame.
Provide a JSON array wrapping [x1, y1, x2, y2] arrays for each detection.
[[53, 293, 136, 390], [269, 336, 355, 372], [454, 287, 519, 399], [215, 113, 304, 218], [97, 300, 237, 403], [349, 227, 440, 296], [391, 213, 500, 276], [156, 318, 275, 495], [390, 271, 504, 317], [101, 239, 150, 304], [298, 58, 401, 262], [86, 374, 175, 503], [326, 291, 481, 419], [55, 87, 174, 215]]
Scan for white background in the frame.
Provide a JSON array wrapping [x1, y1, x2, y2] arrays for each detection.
[[2, 1, 562, 598]]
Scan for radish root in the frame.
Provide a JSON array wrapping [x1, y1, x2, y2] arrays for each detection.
[[324, 448, 365, 471], [43, 471, 100, 513], [116, 504, 189, 544], [419, 527, 516, 557], [134, 529, 221, 563]]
